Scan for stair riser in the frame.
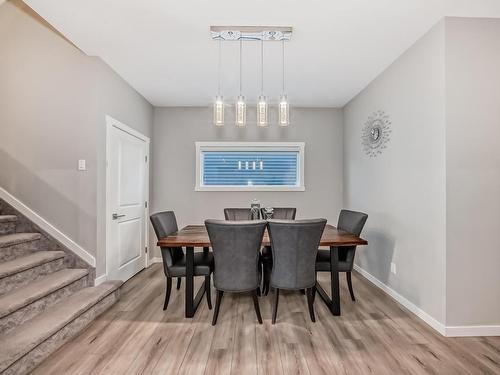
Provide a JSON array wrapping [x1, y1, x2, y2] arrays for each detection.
[[3, 289, 120, 375], [0, 240, 40, 263], [0, 276, 88, 336], [0, 258, 65, 297], [0, 222, 16, 235]]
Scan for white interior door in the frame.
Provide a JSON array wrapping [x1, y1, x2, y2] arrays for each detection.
[[107, 117, 149, 282]]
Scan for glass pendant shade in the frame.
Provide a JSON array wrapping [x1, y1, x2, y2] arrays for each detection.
[[257, 95, 268, 127], [279, 94, 290, 126], [213, 95, 224, 126], [235, 95, 246, 126]]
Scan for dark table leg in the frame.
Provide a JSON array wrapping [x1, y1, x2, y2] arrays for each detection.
[[185, 246, 194, 318], [330, 246, 341, 316], [185, 246, 207, 318], [315, 246, 341, 316]]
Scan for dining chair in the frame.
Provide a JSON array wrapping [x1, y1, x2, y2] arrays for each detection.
[[205, 219, 267, 325], [150, 211, 214, 311], [259, 207, 297, 295], [223, 208, 253, 221], [315, 209, 368, 301], [267, 218, 327, 324]]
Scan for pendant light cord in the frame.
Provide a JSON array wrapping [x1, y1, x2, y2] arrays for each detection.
[[260, 39, 264, 95], [282, 39, 285, 93], [239, 39, 242, 96], [217, 39, 222, 95]]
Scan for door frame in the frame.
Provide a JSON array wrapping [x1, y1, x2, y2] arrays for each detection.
[[105, 115, 150, 281]]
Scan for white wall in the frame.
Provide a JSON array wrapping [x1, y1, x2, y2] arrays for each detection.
[[151, 107, 344, 256], [0, 0, 153, 276], [445, 17, 500, 327], [343, 22, 447, 325]]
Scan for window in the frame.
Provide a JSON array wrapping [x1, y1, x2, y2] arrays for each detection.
[[195, 142, 305, 191]]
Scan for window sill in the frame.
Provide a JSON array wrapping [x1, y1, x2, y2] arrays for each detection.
[[195, 185, 305, 192]]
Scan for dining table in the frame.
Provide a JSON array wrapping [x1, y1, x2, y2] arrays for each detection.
[[157, 224, 367, 318]]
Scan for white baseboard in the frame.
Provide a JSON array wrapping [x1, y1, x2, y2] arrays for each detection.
[[94, 274, 107, 286], [150, 257, 162, 264], [445, 325, 500, 337], [354, 265, 500, 337], [353, 264, 447, 336], [0, 187, 96, 267]]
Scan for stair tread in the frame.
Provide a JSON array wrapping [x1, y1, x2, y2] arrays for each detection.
[[0, 269, 89, 318], [0, 281, 122, 372], [0, 233, 41, 248], [0, 215, 17, 223], [0, 251, 65, 279]]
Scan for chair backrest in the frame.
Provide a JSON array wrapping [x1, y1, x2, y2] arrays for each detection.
[[260, 207, 296, 220], [224, 208, 253, 221], [205, 219, 267, 292], [268, 219, 327, 289], [338, 210, 368, 236], [150, 211, 184, 274], [336, 210, 368, 265]]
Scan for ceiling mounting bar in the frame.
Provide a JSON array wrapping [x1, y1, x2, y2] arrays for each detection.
[[210, 26, 292, 41]]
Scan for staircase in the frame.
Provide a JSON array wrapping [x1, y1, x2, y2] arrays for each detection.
[[0, 202, 122, 375]]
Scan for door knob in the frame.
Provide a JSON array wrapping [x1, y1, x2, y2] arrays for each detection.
[[112, 213, 126, 220]]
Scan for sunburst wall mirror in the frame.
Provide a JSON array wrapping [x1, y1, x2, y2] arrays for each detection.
[[361, 110, 392, 157]]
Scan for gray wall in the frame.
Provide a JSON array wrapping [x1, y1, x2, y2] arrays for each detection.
[[343, 22, 447, 324], [151, 107, 344, 256], [445, 17, 500, 326], [0, 0, 153, 276]]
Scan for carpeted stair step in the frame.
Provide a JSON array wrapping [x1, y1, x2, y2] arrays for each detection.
[[0, 216, 17, 235], [0, 233, 42, 262], [0, 281, 122, 375], [0, 251, 65, 297], [0, 268, 90, 336]]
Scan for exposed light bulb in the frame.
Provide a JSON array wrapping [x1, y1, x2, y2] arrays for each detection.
[[279, 94, 290, 126], [213, 95, 224, 126], [235, 95, 246, 127], [257, 95, 268, 127]]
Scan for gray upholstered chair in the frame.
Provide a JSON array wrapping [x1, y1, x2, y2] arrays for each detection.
[[151, 211, 214, 311], [316, 209, 368, 301], [260, 207, 297, 221], [267, 218, 327, 324], [259, 207, 297, 295], [223, 208, 253, 221], [205, 219, 267, 325]]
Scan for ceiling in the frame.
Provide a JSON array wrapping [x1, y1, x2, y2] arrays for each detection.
[[23, 0, 500, 107]]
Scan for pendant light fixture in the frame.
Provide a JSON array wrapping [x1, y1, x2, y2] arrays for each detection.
[[257, 38, 268, 127], [279, 40, 290, 126], [235, 39, 246, 127], [213, 39, 224, 126]]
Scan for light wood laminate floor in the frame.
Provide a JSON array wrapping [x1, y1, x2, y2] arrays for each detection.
[[33, 263, 500, 375]]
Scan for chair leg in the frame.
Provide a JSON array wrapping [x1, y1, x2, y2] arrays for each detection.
[[205, 276, 212, 309], [346, 271, 356, 301], [263, 263, 271, 296], [163, 277, 172, 311], [306, 287, 316, 322], [176, 278, 181, 290], [300, 289, 306, 295], [252, 289, 263, 324], [313, 272, 317, 304], [272, 288, 280, 324], [212, 290, 223, 326]]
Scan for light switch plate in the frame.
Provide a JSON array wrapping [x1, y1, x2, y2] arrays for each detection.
[[78, 159, 86, 171]]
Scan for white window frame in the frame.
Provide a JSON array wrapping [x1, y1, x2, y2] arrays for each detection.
[[195, 142, 305, 192]]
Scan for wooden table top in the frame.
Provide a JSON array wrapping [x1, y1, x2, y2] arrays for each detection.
[[157, 224, 367, 248]]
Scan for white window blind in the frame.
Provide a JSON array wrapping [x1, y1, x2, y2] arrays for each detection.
[[195, 142, 305, 191]]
